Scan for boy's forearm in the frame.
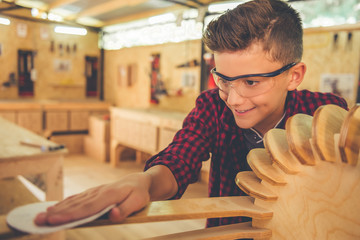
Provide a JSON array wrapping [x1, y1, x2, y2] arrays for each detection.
[[145, 165, 178, 201]]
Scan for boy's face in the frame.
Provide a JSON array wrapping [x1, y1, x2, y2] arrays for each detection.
[[214, 44, 294, 136]]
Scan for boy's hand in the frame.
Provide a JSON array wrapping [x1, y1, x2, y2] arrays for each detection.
[[34, 172, 152, 226]]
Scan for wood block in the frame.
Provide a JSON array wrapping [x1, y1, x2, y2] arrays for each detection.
[[88, 115, 110, 142], [84, 136, 109, 162], [50, 134, 86, 154]]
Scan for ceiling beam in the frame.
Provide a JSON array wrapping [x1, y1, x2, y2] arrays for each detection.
[[48, 0, 78, 10], [67, 0, 148, 20], [163, 0, 197, 8], [102, 5, 184, 27]]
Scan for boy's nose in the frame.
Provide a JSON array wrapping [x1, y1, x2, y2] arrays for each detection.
[[226, 87, 246, 106]]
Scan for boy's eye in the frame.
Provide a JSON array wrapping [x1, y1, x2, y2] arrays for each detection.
[[244, 80, 259, 86], [220, 78, 229, 85]]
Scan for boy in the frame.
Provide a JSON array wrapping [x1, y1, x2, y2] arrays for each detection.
[[35, 0, 347, 228]]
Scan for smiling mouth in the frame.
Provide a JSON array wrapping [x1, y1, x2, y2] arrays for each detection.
[[235, 107, 256, 113]]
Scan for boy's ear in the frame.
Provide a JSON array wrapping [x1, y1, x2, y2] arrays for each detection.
[[287, 62, 306, 91]]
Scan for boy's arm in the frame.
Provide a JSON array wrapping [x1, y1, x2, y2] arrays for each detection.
[[146, 165, 178, 201], [34, 165, 178, 226]]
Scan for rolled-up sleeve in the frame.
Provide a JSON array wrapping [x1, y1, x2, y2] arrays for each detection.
[[144, 90, 219, 199]]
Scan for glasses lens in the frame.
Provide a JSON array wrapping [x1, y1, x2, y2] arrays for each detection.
[[211, 63, 295, 97], [215, 76, 275, 97], [213, 74, 229, 92]]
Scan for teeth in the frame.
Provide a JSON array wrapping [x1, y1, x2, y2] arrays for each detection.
[[236, 107, 255, 113], [237, 109, 248, 113]]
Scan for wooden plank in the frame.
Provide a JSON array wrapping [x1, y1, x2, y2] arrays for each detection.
[[85, 196, 272, 227], [0, 196, 272, 238], [144, 222, 271, 240]]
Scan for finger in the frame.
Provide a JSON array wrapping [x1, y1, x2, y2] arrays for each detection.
[[109, 192, 149, 222], [34, 212, 47, 226]]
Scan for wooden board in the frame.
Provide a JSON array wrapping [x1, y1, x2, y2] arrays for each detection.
[[0, 196, 273, 238]]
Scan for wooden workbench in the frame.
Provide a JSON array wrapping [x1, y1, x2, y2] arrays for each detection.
[[0, 117, 68, 201], [0, 100, 111, 135], [110, 107, 187, 166]]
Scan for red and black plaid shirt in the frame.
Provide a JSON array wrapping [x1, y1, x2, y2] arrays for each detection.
[[144, 88, 348, 227]]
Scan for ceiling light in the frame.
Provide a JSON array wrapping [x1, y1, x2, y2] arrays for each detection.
[[48, 13, 63, 22], [40, 12, 47, 19], [148, 13, 176, 25], [54, 26, 87, 36], [0, 17, 10, 25], [31, 8, 39, 17], [208, 1, 243, 13]]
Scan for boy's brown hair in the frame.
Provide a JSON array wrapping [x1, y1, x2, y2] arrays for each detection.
[[202, 0, 303, 64]]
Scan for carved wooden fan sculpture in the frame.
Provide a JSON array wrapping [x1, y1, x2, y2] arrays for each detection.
[[236, 104, 360, 240], [1, 104, 359, 240]]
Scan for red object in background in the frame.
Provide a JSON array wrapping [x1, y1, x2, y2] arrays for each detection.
[[208, 74, 216, 89], [150, 54, 160, 104]]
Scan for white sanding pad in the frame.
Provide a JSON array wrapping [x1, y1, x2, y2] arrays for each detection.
[[6, 201, 115, 234]]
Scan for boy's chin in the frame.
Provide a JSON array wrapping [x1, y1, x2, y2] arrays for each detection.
[[234, 120, 254, 130]]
